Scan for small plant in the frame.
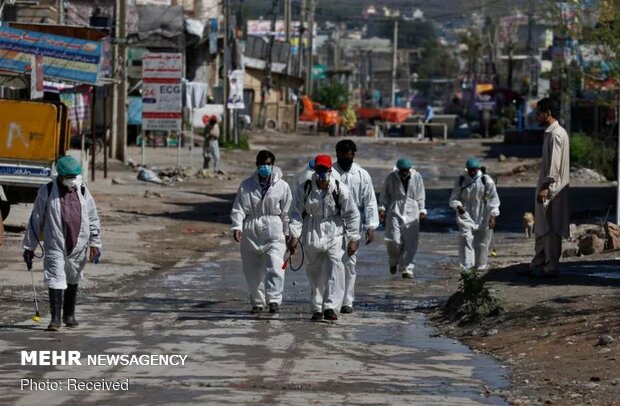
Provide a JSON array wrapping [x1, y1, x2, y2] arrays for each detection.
[[221, 136, 250, 151], [445, 269, 502, 322], [460, 269, 502, 317]]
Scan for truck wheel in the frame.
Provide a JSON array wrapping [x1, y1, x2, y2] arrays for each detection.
[[0, 201, 9, 221]]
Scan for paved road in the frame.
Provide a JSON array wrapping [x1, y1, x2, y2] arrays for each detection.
[[0, 230, 508, 405]]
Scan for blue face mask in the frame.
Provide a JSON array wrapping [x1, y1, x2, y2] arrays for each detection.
[[315, 169, 330, 182], [258, 165, 273, 178]]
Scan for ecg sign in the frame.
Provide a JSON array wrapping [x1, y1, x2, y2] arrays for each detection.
[[0, 100, 60, 162]]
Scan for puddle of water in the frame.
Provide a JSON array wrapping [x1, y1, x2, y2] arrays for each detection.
[[354, 313, 509, 394], [587, 272, 620, 279], [567, 262, 620, 280], [425, 207, 454, 223]]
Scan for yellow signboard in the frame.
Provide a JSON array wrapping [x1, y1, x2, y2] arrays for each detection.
[[475, 83, 494, 95], [0, 100, 62, 162]]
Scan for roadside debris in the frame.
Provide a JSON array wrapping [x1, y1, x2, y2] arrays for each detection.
[[571, 167, 607, 183], [144, 190, 163, 199], [597, 335, 614, 346], [137, 167, 163, 184]]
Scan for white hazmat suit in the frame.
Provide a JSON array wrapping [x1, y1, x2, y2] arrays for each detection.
[[333, 162, 379, 308], [23, 179, 102, 289], [231, 167, 292, 307], [449, 172, 500, 270], [289, 175, 360, 313], [380, 169, 426, 276]]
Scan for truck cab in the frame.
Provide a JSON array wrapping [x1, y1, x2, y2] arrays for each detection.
[[0, 99, 70, 220]]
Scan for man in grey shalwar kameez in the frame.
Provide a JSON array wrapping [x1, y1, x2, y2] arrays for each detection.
[[529, 98, 570, 277]]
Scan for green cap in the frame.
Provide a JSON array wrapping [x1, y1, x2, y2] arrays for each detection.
[[465, 157, 482, 169], [396, 158, 413, 170], [56, 156, 82, 176]]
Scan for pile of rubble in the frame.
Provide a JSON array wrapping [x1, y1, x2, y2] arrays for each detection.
[[120, 159, 235, 186], [564, 222, 620, 257], [570, 167, 607, 183]]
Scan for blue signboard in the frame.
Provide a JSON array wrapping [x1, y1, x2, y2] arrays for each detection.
[[128, 96, 143, 126], [0, 165, 51, 177], [0, 26, 102, 84]]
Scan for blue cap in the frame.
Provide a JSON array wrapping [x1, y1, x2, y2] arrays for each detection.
[[56, 156, 82, 176], [396, 158, 413, 170], [465, 157, 482, 169]]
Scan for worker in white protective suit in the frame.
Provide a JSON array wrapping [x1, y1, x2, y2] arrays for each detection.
[[231, 150, 292, 314], [289, 154, 360, 322], [332, 140, 379, 313], [379, 158, 426, 278], [23, 156, 102, 332], [449, 157, 500, 270]]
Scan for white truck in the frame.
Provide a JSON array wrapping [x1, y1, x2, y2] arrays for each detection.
[[0, 99, 70, 220]]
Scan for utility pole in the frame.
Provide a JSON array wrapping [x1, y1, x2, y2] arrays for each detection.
[[297, 0, 306, 78], [367, 50, 373, 101], [284, 0, 291, 43], [390, 18, 398, 107], [113, 0, 127, 162], [223, 0, 230, 142], [58, 0, 64, 24], [333, 25, 340, 70], [507, 44, 513, 90], [284, 0, 291, 102], [258, 0, 279, 129], [526, 0, 534, 98], [305, 0, 316, 95]]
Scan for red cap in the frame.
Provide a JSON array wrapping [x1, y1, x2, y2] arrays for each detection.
[[314, 154, 332, 170]]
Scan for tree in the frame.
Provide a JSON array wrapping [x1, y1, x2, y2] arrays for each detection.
[[315, 81, 349, 109], [417, 41, 459, 80], [366, 19, 437, 49], [459, 30, 483, 78]]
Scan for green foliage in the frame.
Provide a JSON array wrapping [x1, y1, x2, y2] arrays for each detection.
[[570, 133, 594, 164], [547, 0, 620, 80], [445, 269, 502, 322], [315, 82, 349, 109], [458, 30, 483, 75], [221, 135, 250, 151], [491, 104, 518, 135], [416, 41, 459, 80], [367, 20, 437, 49], [570, 133, 617, 180]]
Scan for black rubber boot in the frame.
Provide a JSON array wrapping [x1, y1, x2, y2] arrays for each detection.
[[323, 309, 338, 321], [63, 284, 79, 327], [46, 289, 63, 331], [311, 312, 323, 321]]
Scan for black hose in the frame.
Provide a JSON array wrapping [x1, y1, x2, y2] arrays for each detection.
[[288, 241, 305, 272], [283, 240, 305, 272], [28, 218, 45, 259]]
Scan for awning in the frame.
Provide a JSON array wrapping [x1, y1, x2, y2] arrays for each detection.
[[0, 25, 105, 85]]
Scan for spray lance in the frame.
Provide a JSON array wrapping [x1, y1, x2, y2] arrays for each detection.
[[24, 218, 45, 323]]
